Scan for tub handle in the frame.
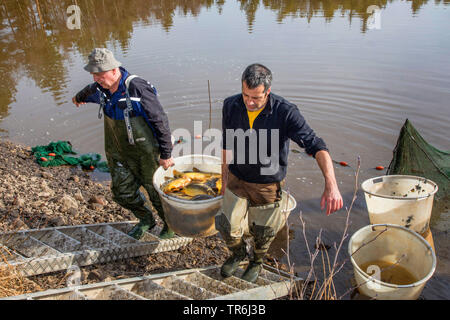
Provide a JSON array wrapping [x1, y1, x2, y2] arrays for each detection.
[[373, 177, 383, 184]]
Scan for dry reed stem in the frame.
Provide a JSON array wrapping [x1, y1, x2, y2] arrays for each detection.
[[316, 156, 361, 300], [0, 241, 43, 298], [278, 156, 372, 300], [0, 257, 41, 298]]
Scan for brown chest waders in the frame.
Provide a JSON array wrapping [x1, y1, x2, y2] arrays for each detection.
[[215, 185, 289, 264]]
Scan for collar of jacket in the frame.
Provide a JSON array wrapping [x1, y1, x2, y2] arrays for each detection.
[[264, 93, 275, 115]]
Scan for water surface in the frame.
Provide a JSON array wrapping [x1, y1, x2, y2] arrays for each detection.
[[1, 0, 449, 299]]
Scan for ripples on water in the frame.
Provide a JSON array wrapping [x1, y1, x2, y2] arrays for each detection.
[[1, 0, 449, 299]]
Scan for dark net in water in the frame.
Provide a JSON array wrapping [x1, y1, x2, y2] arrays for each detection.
[[387, 119, 450, 203]]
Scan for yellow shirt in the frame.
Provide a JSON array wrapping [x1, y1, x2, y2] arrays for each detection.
[[247, 106, 265, 129]]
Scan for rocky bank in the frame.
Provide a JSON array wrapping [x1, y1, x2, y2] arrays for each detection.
[[0, 139, 269, 297]]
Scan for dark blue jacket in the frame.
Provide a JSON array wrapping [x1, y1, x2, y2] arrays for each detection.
[[222, 93, 328, 183], [76, 67, 172, 159]]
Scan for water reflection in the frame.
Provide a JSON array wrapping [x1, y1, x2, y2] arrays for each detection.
[[243, 0, 449, 31], [0, 0, 221, 115], [0, 0, 448, 119]]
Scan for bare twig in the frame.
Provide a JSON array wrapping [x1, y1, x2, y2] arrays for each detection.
[[275, 156, 402, 300], [208, 80, 212, 130], [297, 156, 362, 300], [349, 228, 387, 258]]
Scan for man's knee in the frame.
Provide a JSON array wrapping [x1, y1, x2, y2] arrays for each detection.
[[249, 224, 276, 250], [215, 213, 232, 239], [112, 189, 145, 209], [215, 213, 243, 247], [110, 165, 143, 208]]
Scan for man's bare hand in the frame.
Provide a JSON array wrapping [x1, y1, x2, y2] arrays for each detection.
[[314, 150, 343, 216], [72, 96, 86, 107], [159, 157, 174, 170], [320, 184, 343, 216]]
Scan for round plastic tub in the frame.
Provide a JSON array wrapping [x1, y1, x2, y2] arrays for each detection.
[[153, 154, 298, 238], [153, 154, 223, 237], [361, 175, 438, 235], [348, 224, 436, 300]]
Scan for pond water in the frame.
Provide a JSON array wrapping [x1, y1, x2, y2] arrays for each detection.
[[1, 0, 449, 299]]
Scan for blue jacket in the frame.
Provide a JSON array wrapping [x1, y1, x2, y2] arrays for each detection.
[[76, 67, 173, 159], [222, 93, 328, 183]]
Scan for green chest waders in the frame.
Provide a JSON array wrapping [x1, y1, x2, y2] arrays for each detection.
[[103, 110, 166, 238]]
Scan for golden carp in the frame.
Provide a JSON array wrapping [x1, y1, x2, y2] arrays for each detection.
[[180, 183, 215, 197], [173, 169, 215, 182], [162, 177, 192, 193], [165, 192, 194, 200], [163, 169, 222, 200]]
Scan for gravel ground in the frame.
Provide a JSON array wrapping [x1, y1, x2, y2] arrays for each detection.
[[0, 139, 289, 298]]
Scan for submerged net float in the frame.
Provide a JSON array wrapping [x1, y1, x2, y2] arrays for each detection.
[[339, 161, 348, 167]]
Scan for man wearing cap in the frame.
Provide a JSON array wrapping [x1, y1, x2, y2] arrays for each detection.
[[216, 63, 343, 282], [72, 48, 175, 239]]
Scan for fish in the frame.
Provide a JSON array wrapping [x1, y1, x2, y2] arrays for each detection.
[[162, 168, 222, 200], [181, 172, 212, 182], [205, 177, 222, 194], [162, 177, 192, 193], [191, 194, 215, 201], [180, 183, 215, 197], [215, 178, 222, 194], [173, 169, 212, 182], [165, 192, 194, 200]]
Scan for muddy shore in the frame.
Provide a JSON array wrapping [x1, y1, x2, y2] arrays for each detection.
[[0, 138, 291, 297]]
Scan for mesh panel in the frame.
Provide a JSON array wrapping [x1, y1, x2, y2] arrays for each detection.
[[387, 119, 450, 215]]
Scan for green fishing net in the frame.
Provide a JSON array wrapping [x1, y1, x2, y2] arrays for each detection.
[[387, 119, 450, 202], [31, 141, 110, 172]]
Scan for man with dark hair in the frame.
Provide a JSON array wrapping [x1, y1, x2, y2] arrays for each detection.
[[216, 63, 343, 282], [72, 48, 175, 240]]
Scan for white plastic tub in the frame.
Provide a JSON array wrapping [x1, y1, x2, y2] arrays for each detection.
[[348, 224, 436, 300], [153, 154, 298, 238], [153, 154, 223, 237], [361, 175, 438, 235]]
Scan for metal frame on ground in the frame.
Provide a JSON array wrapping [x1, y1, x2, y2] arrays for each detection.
[[2, 263, 302, 300], [0, 221, 193, 276]]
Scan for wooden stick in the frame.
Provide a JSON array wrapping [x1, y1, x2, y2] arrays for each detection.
[[35, 0, 44, 29], [208, 80, 212, 130]]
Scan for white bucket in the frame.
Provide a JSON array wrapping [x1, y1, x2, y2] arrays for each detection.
[[361, 175, 438, 235], [348, 224, 436, 300], [153, 154, 223, 237]]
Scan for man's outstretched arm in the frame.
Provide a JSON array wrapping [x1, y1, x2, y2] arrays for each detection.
[[315, 150, 343, 215]]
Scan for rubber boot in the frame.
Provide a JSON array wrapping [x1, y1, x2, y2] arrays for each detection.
[[221, 241, 247, 278], [159, 222, 175, 239], [241, 253, 264, 283], [140, 183, 175, 239], [127, 205, 157, 240], [241, 261, 262, 283], [128, 219, 156, 240]]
